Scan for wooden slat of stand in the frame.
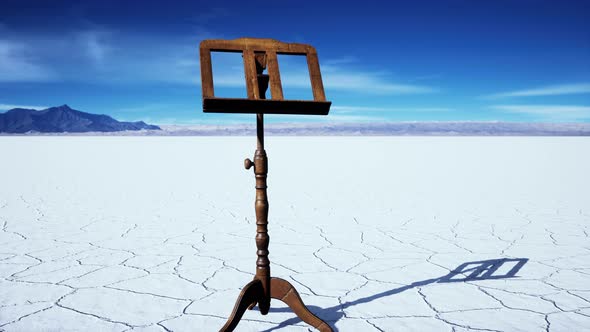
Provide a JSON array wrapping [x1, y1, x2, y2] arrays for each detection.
[[307, 52, 327, 102], [243, 49, 260, 100], [200, 50, 214, 98], [266, 51, 284, 100], [201, 38, 312, 55]]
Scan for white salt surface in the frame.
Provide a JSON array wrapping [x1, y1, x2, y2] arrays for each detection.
[[1, 136, 589, 331]]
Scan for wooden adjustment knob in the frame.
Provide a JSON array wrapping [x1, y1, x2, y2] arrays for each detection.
[[244, 158, 253, 170]]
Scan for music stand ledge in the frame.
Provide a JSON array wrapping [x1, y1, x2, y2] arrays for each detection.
[[200, 37, 333, 332]]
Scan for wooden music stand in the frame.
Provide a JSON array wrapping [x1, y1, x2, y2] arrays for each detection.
[[199, 38, 333, 332]]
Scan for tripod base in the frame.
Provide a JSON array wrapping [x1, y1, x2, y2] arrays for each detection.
[[219, 277, 333, 332]]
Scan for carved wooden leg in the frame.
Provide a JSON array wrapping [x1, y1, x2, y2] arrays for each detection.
[[270, 277, 333, 332], [219, 279, 264, 332]]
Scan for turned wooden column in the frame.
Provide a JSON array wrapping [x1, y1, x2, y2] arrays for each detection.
[[244, 112, 271, 314], [244, 63, 272, 314]]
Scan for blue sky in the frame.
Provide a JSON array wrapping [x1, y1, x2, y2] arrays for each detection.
[[1, 0, 589, 124]]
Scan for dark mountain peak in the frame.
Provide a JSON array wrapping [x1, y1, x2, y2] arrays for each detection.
[[0, 105, 161, 133], [44, 104, 75, 113], [55, 104, 72, 111]]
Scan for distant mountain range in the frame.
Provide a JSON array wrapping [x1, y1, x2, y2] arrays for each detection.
[[2, 105, 589, 135], [0, 105, 160, 133], [155, 122, 590, 136]]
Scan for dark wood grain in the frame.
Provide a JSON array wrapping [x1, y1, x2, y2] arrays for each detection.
[[200, 37, 313, 55], [219, 279, 263, 332], [199, 47, 214, 98], [271, 277, 333, 332], [198, 37, 331, 114], [266, 51, 284, 100], [243, 49, 259, 100], [306, 52, 327, 102]]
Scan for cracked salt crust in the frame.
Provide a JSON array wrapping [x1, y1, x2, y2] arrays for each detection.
[[1, 136, 590, 331]]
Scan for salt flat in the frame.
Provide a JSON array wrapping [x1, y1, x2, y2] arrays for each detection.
[[1, 137, 589, 332]]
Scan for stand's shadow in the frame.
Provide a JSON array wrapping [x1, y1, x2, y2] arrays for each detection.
[[258, 257, 528, 332]]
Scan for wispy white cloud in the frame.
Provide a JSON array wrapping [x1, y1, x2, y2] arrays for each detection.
[[0, 103, 49, 110], [324, 71, 436, 94], [332, 105, 453, 112], [323, 56, 358, 66], [490, 104, 590, 120], [0, 41, 56, 82], [211, 66, 436, 95], [1, 26, 116, 82], [208, 52, 436, 95], [77, 29, 111, 68], [114, 103, 177, 114], [410, 73, 443, 82], [485, 83, 590, 99], [1, 22, 436, 96], [320, 57, 436, 94], [0, 23, 212, 85]]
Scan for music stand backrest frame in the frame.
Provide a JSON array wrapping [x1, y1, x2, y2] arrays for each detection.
[[199, 38, 330, 115]]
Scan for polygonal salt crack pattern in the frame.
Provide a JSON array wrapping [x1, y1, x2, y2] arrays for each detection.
[[1, 137, 589, 331]]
